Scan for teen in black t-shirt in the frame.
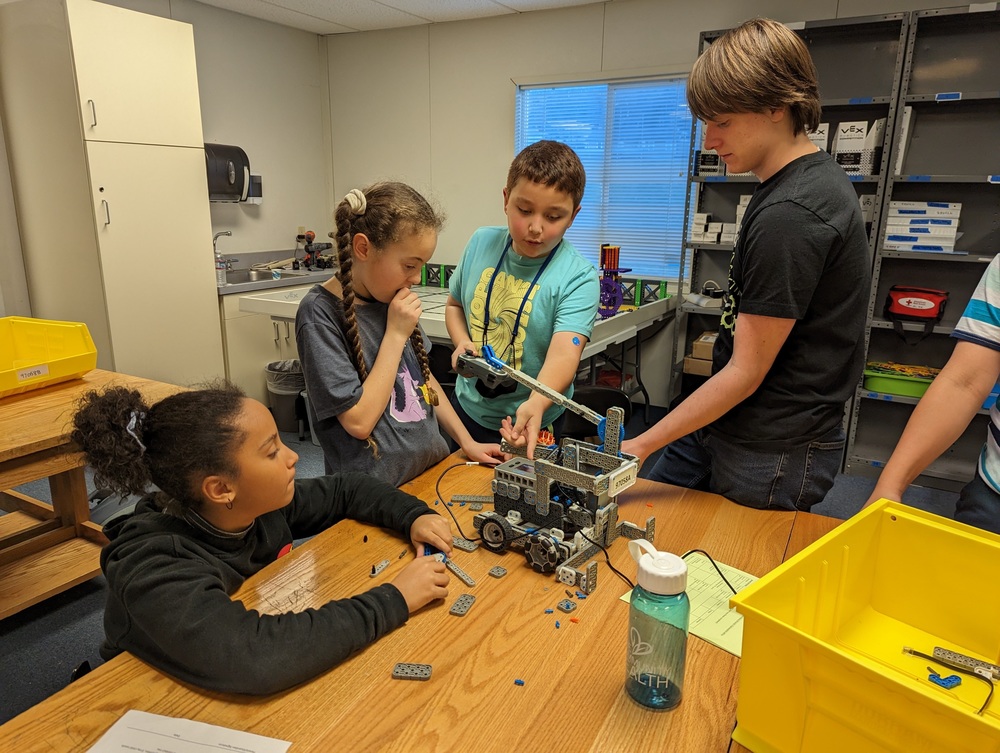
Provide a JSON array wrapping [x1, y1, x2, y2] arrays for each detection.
[[622, 18, 870, 510]]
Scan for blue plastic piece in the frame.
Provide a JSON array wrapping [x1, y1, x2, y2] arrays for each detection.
[[481, 344, 505, 369], [848, 96, 873, 105], [544, 609, 554, 614], [514, 679, 525, 686], [555, 620, 561, 629], [907, 175, 931, 182], [928, 672, 961, 689]]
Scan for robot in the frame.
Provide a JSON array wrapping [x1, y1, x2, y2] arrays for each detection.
[[455, 346, 654, 594]]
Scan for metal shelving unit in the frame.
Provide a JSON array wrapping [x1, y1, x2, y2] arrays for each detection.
[[844, 5, 1000, 491], [670, 13, 910, 400]]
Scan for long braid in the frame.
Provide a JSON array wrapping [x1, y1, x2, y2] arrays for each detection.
[[409, 331, 439, 406], [334, 198, 378, 457], [334, 203, 369, 383], [332, 182, 445, 456]]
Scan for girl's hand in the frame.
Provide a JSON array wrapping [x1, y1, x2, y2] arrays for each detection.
[[387, 288, 423, 341], [391, 557, 449, 613], [461, 442, 504, 466], [451, 342, 478, 371], [410, 513, 453, 556]]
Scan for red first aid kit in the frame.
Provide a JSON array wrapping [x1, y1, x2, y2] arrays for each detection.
[[883, 285, 949, 343]]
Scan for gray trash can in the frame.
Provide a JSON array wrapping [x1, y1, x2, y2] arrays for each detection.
[[265, 360, 305, 432]]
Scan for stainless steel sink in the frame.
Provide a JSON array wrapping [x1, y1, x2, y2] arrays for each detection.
[[225, 268, 310, 284]]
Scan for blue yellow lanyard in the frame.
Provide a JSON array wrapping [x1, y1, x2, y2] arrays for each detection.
[[481, 235, 561, 363]]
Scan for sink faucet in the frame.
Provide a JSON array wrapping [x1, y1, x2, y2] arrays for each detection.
[[213, 230, 232, 253]]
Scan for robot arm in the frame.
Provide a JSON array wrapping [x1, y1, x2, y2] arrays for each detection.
[[455, 346, 617, 443]]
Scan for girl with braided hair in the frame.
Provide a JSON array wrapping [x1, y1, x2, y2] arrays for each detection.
[[71, 383, 452, 694], [296, 182, 503, 487]]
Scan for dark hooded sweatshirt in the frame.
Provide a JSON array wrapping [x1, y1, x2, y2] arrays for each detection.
[[99, 473, 435, 695]]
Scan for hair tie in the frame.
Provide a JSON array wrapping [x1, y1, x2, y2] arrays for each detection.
[[126, 410, 147, 455], [344, 188, 367, 216]]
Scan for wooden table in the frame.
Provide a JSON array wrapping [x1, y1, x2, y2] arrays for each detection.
[[0, 453, 841, 752], [0, 369, 181, 620]]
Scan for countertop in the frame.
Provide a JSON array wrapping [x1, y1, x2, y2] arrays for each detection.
[[216, 268, 331, 296]]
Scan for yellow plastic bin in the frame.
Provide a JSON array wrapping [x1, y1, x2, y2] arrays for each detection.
[[0, 316, 97, 398], [731, 500, 1000, 753]]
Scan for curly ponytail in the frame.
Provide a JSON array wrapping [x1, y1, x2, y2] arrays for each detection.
[[72, 383, 247, 516]]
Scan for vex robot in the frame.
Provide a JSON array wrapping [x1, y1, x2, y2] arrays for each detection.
[[456, 346, 654, 595]]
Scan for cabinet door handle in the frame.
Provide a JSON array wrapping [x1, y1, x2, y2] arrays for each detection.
[[284, 321, 291, 341], [273, 321, 280, 344], [87, 99, 97, 127], [101, 199, 111, 225]]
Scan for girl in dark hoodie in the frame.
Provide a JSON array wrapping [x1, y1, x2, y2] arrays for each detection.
[[72, 382, 451, 694]]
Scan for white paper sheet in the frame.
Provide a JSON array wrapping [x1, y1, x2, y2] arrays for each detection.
[[88, 709, 291, 753]]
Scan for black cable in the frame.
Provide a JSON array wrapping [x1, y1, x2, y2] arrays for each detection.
[[904, 647, 994, 715], [432, 462, 484, 543], [576, 527, 636, 590], [681, 549, 738, 594]]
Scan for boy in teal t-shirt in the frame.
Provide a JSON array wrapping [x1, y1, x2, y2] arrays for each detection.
[[446, 140, 599, 457]]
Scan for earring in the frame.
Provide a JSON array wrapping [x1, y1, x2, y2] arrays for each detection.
[[225, 499, 234, 510]]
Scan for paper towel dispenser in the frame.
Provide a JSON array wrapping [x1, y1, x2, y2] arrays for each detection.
[[205, 143, 250, 202]]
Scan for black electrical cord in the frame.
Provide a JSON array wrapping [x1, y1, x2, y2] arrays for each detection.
[[576, 527, 636, 590], [903, 647, 994, 715], [432, 462, 485, 543], [681, 549, 739, 594]]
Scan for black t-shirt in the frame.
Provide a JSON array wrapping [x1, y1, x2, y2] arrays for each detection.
[[710, 150, 870, 448]]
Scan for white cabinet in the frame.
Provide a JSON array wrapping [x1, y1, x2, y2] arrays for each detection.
[[0, 0, 224, 385], [220, 287, 310, 403], [65, 0, 204, 147], [87, 141, 223, 384]]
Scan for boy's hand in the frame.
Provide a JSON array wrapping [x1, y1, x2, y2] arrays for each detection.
[[451, 342, 478, 371], [621, 437, 653, 467], [387, 288, 423, 341], [391, 557, 449, 613], [500, 406, 543, 459], [410, 513, 453, 556], [461, 441, 504, 466]]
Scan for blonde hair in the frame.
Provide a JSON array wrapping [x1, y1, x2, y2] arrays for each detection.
[[333, 182, 444, 454], [687, 18, 821, 136]]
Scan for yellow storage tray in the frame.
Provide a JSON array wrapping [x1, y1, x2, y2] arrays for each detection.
[[731, 500, 1000, 753], [0, 316, 97, 398]]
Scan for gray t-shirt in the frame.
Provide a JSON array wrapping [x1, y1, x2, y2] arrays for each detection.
[[295, 284, 449, 486]]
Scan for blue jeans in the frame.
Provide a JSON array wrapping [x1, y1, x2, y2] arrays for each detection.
[[955, 472, 1000, 536], [646, 426, 846, 511]]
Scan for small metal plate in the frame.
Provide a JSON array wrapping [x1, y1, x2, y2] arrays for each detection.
[[452, 536, 479, 552], [557, 599, 577, 613], [392, 662, 432, 680], [488, 566, 507, 578], [369, 559, 390, 577], [450, 594, 476, 616], [445, 558, 476, 587]]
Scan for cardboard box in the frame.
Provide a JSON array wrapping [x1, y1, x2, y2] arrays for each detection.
[[695, 150, 724, 176], [691, 331, 718, 360], [808, 122, 829, 151], [683, 355, 713, 377], [832, 120, 868, 173]]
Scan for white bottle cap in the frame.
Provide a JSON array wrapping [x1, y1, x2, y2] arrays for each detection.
[[628, 539, 687, 596]]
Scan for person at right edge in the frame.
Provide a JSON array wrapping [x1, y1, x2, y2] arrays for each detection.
[[864, 256, 1000, 535], [622, 18, 871, 511]]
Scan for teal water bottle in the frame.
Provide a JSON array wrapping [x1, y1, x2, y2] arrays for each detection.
[[625, 539, 689, 710]]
